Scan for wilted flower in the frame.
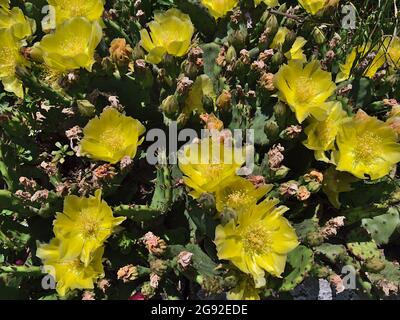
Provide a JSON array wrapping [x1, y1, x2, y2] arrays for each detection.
[[201, 0, 238, 19], [117, 265, 139, 283], [177, 251, 193, 269], [296, 185, 311, 201], [143, 232, 167, 256], [274, 60, 336, 123], [200, 113, 224, 131], [139, 8, 194, 64], [216, 89, 232, 110], [215, 198, 299, 287], [178, 137, 246, 198], [333, 112, 400, 180], [82, 291, 95, 300], [32, 17, 102, 72], [47, 0, 105, 28], [109, 38, 133, 67], [53, 190, 126, 266], [36, 238, 104, 297], [268, 144, 285, 169], [80, 108, 145, 164], [259, 72, 275, 91], [0, 29, 29, 98]]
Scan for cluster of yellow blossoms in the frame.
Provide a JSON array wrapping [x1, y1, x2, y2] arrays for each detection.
[[274, 57, 400, 207], [37, 107, 145, 295], [37, 190, 126, 296], [31, 0, 104, 73], [0, 2, 34, 97], [178, 137, 299, 299], [337, 38, 400, 82]]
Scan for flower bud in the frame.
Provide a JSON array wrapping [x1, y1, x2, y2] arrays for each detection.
[[161, 95, 180, 118], [282, 31, 297, 53], [273, 165, 290, 180], [141, 282, 156, 299], [271, 51, 285, 68], [266, 15, 278, 36], [264, 119, 280, 140], [77, 100, 96, 117], [198, 192, 216, 209], [226, 46, 237, 64], [273, 102, 288, 126], [312, 27, 326, 45], [216, 89, 232, 110], [228, 26, 248, 50]]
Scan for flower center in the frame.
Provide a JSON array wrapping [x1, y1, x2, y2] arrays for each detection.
[[295, 77, 317, 104], [80, 214, 100, 239], [100, 130, 124, 153], [0, 46, 17, 74], [59, 33, 86, 56], [227, 191, 254, 209], [65, 258, 85, 276], [242, 225, 271, 255], [353, 131, 382, 164]]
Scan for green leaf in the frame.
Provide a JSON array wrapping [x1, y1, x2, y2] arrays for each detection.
[[361, 207, 400, 245]]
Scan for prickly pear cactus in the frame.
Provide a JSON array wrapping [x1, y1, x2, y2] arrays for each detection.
[[0, 0, 400, 301]]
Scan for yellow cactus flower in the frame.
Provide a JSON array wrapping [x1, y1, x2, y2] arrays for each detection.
[[37, 238, 104, 297], [322, 166, 357, 208], [178, 137, 246, 199], [140, 8, 194, 64], [0, 7, 36, 40], [303, 101, 348, 162], [32, 17, 102, 72], [298, 0, 326, 15], [80, 108, 145, 164], [284, 37, 307, 61], [255, 0, 279, 6], [385, 36, 400, 69], [215, 198, 299, 287], [271, 28, 307, 61], [47, 0, 105, 27], [201, 0, 238, 19], [0, 0, 9, 10], [53, 190, 126, 266], [270, 27, 290, 49], [215, 175, 272, 215], [333, 113, 400, 180], [274, 60, 336, 123], [336, 44, 386, 82], [183, 74, 216, 115], [227, 275, 260, 300], [0, 29, 29, 98]]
